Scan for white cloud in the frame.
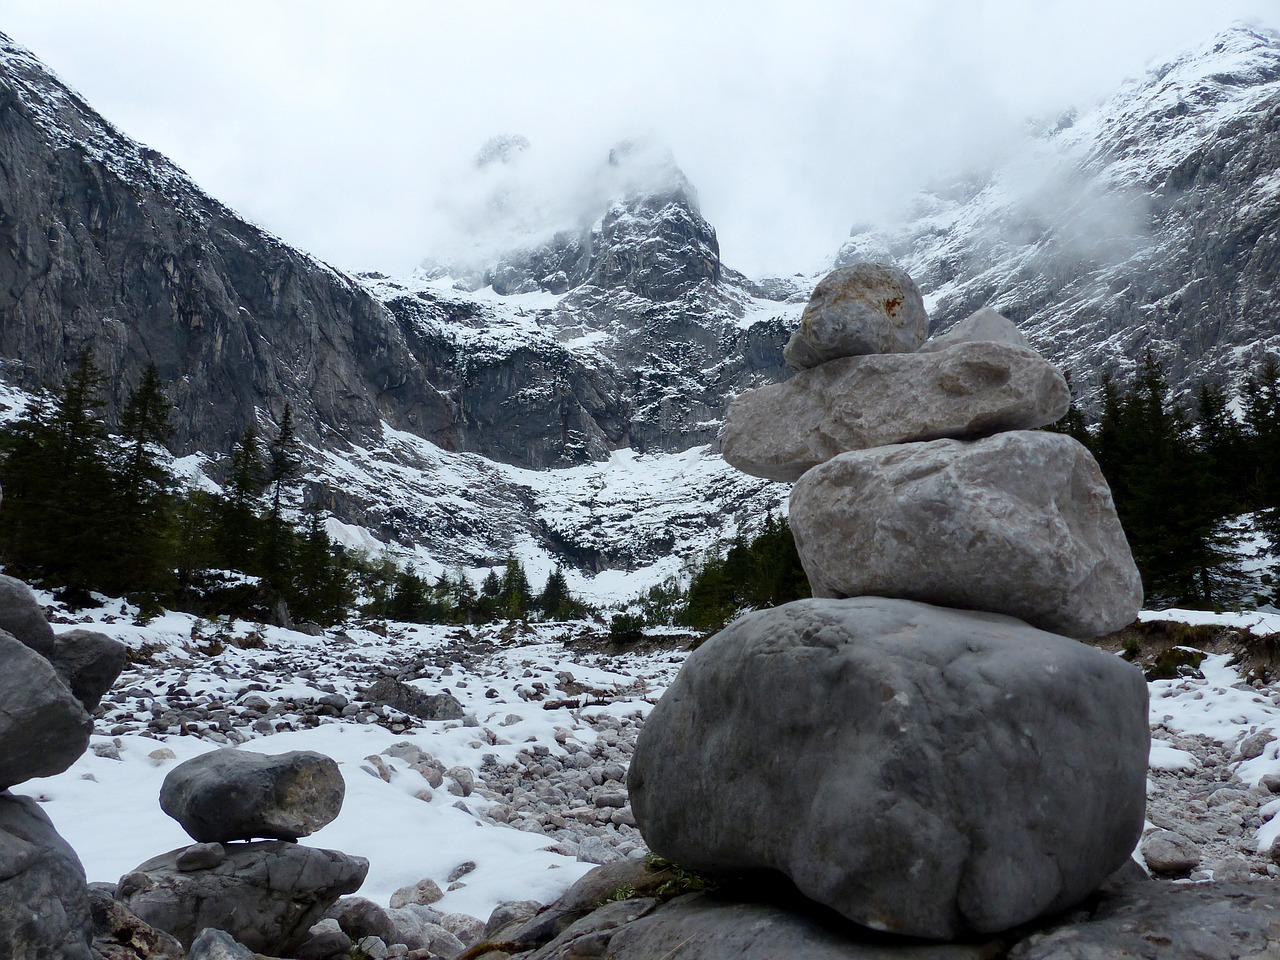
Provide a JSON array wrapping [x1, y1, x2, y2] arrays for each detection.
[[2, 0, 1275, 277]]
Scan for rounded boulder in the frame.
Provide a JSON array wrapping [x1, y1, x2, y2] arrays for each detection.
[[628, 598, 1151, 940], [160, 749, 345, 843]]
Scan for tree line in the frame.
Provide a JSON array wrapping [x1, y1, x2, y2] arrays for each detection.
[[0, 353, 587, 626]]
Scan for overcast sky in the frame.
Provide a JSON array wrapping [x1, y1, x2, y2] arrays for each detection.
[[3, 1, 1276, 278]]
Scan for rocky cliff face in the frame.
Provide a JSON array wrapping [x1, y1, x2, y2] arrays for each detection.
[[838, 25, 1280, 402], [0, 33, 458, 457]]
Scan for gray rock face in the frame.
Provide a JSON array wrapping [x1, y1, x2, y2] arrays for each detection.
[[49, 629, 128, 712], [789, 431, 1143, 638], [0, 573, 55, 657], [0, 629, 93, 789], [0, 792, 93, 960], [117, 840, 368, 954], [363, 677, 466, 721], [1008, 879, 1280, 959], [783, 263, 928, 369], [918, 307, 1032, 354], [722, 341, 1070, 482], [159, 749, 345, 842], [628, 598, 1150, 940]]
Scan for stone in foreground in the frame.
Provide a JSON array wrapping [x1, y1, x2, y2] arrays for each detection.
[[0, 573, 55, 657], [628, 598, 1150, 940], [0, 791, 93, 960], [48, 629, 128, 713], [783, 262, 928, 369], [118, 840, 368, 954], [722, 341, 1069, 482], [0, 629, 93, 789], [789, 431, 1142, 638], [159, 748, 345, 842]]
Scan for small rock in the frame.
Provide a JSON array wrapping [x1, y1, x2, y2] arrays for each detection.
[[175, 842, 226, 872], [186, 928, 256, 959], [148, 748, 177, 764], [447, 860, 477, 882], [390, 877, 443, 909], [1237, 729, 1276, 760], [294, 917, 352, 960], [1141, 830, 1201, 877], [446, 766, 474, 797]]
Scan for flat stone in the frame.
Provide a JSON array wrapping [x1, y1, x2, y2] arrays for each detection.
[[629, 598, 1150, 940], [789, 431, 1143, 638], [783, 262, 928, 369], [1008, 880, 1280, 958], [363, 677, 465, 721], [722, 341, 1069, 482], [919, 306, 1032, 353], [0, 629, 93, 789], [118, 840, 368, 955], [159, 748, 345, 842], [0, 791, 93, 960]]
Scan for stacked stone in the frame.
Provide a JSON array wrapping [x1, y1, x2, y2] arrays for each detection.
[[629, 263, 1152, 941], [119, 748, 367, 956], [0, 573, 128, 960]]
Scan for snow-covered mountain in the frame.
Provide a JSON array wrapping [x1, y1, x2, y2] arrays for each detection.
[[1, 25, 1278, 598], [842, 24, 1280, 401]]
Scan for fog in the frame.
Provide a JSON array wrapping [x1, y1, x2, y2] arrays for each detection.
[[2, 1, 1275, 278]]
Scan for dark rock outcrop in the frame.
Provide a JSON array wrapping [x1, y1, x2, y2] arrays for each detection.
[[48, 629, 128, 713], [0, 629, 93, 789]]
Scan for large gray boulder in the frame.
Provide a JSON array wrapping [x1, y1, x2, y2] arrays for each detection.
[[0, 791, 93, 960], [628, 598, 1150, 940], [722, 341, 1069, 482], [49, 629, 128, 713], [783, 262, 928, 369], [789, 431, 1143, 638], [0, 573, 55, 658], [87, 885, 184, 960], [0, 629, 93, 789], [117, 840, 368, 954], [160, 748, 345, 843], [363, 677, 466, 721]]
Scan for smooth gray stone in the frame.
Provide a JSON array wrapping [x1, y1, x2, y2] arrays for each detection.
[[722, 341, 1069, 482], [545, 892, 999, 960], [362, 677, 466, 721], [118, 840, 368, 955], [919, 306, 1032, 353], [789, 431, 1143, 638], [0, 629, 93, 789], [49, 629, 127, 712], [629, 598, 1150, 940], [0, 573, 55, 658], [784, 262, 928, 369], [1009, 880, 1280, 958], [1140, 830, 1201, 877], [159, 748, 345, 842], [0, 791, 93, 960], [87, 885, 184, 960], [324, 895, 398, 945], [185, 928, 256, 960]]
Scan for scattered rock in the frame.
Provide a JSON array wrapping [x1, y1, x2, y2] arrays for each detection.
[[723, 341, 1069, 482], [118, 840, 368, 954], [0, 630, 93, 789], [185, 927, 256, 960], [325, 896, 398, 945], [789, 431, 1143, 638], [0, 791, 93, 960], [1140, 829, 1201, 877], [363, 677, 466, 721], [629, 598, 1150, 939], [447, 860, 477, 882], [293, 917, 351, 960], [1237, 728, 1275, 760], [175, 841, 226, 872], [390, 877, 444, 909], [159, 748, 345, 842], [783, 262, 928, 369], [446, 766, 475, 797]]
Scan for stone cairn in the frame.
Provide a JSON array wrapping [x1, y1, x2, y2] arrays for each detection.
[[0, 573, 127, 960], [118, 747, 367, 956], [629, 262, 1152, 940]]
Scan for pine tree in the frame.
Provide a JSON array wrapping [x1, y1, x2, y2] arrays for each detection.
[[499, 554, 530, 619], [218, 425, 266, 570], [114, 364, 174, 596]]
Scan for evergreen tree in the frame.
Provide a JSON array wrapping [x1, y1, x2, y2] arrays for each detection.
[[499, 554, 531, 619], [114, 364, 174, 596], [1239, 357, 1280, 598], [218, 425, 266, 569]]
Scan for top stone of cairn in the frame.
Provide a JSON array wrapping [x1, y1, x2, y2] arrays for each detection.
[[784, 262, 928, 370]]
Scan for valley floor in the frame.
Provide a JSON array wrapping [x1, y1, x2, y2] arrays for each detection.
[[14, 597, 1280, 929]]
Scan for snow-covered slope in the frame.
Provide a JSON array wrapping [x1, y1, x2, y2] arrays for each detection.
[[840, 24, 1280, 401]]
